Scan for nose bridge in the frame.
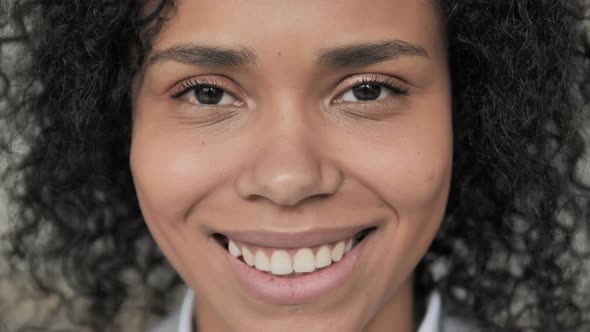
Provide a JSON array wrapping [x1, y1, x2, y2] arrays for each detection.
[[234, 104, 343, 206]]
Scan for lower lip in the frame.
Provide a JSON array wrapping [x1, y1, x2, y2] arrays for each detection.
[[221, 233, 371, 304]]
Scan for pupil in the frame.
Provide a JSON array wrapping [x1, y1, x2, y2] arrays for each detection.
[[195, 86, 224, 104], [352, 84, 381, 101]]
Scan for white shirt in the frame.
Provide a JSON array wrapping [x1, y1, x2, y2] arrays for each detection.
[[154, 289, 443, 332]]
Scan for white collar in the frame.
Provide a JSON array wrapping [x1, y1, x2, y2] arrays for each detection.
[[178, 290, 194, 332], [177, 290, 441, 332]]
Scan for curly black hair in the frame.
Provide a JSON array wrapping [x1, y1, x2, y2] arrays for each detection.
[[0, 0, 589, 331]]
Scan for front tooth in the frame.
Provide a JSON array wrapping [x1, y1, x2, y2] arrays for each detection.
[[242, 247, 255, 266], [228, 239, 241, 257], [331, 241, 345, 262], [255, 250, 271, 271], [344, 239, 353, 253], [270, 250, 293, 275], [316, 246, 332, 268], [293, 248, 316, 273]]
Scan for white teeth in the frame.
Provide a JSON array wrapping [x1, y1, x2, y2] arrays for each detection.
[[255, 250, 271, 271], [315, 245, 332, 269], [228, 239, 242, 257], [293, 248, 316, 273], [344, 239, 353, 253], [242, 247, 255, 266], [228, 235, 361, 275], [331, 241, 345, 262], [270, 250, 293, 275]]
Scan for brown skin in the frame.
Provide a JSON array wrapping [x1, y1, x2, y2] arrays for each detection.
[[131, 0, 452, 331]]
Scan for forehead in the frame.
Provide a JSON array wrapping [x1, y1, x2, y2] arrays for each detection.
[[150, 0, 445, 63]]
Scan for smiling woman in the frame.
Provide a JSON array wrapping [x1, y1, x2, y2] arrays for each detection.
[[0, 1, 589, 332], [130, 2, 451, 331]]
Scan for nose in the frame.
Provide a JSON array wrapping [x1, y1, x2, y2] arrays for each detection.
[[234, 131, 343, 207]]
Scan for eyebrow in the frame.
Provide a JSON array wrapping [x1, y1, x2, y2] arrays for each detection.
[[316, 40, 428, 68], [147, 39, 427, 69], [148, 44, 257, 67]]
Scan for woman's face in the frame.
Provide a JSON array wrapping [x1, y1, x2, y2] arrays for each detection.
[[131, 0, 451, 331]]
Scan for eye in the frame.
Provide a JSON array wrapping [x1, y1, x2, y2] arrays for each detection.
[[336, 78, 409, 103], [189, 85, 237, 105], [171, 79, 241, 106], [341, 84, 391, 102]]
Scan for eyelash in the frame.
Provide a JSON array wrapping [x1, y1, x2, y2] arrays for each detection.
[[169, 75, 410, 103], [340, 76, 410, 98]]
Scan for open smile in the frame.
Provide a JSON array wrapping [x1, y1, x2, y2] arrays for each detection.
[[212, 226, 378, 303], [214, 227, 375, 276]]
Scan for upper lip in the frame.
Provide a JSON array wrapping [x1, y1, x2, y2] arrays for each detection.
[[214, 224, 377, 248]]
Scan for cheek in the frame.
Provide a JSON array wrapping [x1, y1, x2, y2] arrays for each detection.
[[387, 135, 451, 233], [389, 97, 452, 219], [343, 115, 452, 224], [388, 141, 452, 217], [129, 116, 224, 224], [355, 106, 452, 296]]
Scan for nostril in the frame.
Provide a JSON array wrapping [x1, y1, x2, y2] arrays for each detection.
[[242, 189, 321, 207]]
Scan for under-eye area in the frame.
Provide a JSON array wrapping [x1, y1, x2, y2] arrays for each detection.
[[213, 227, 377, 277]]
